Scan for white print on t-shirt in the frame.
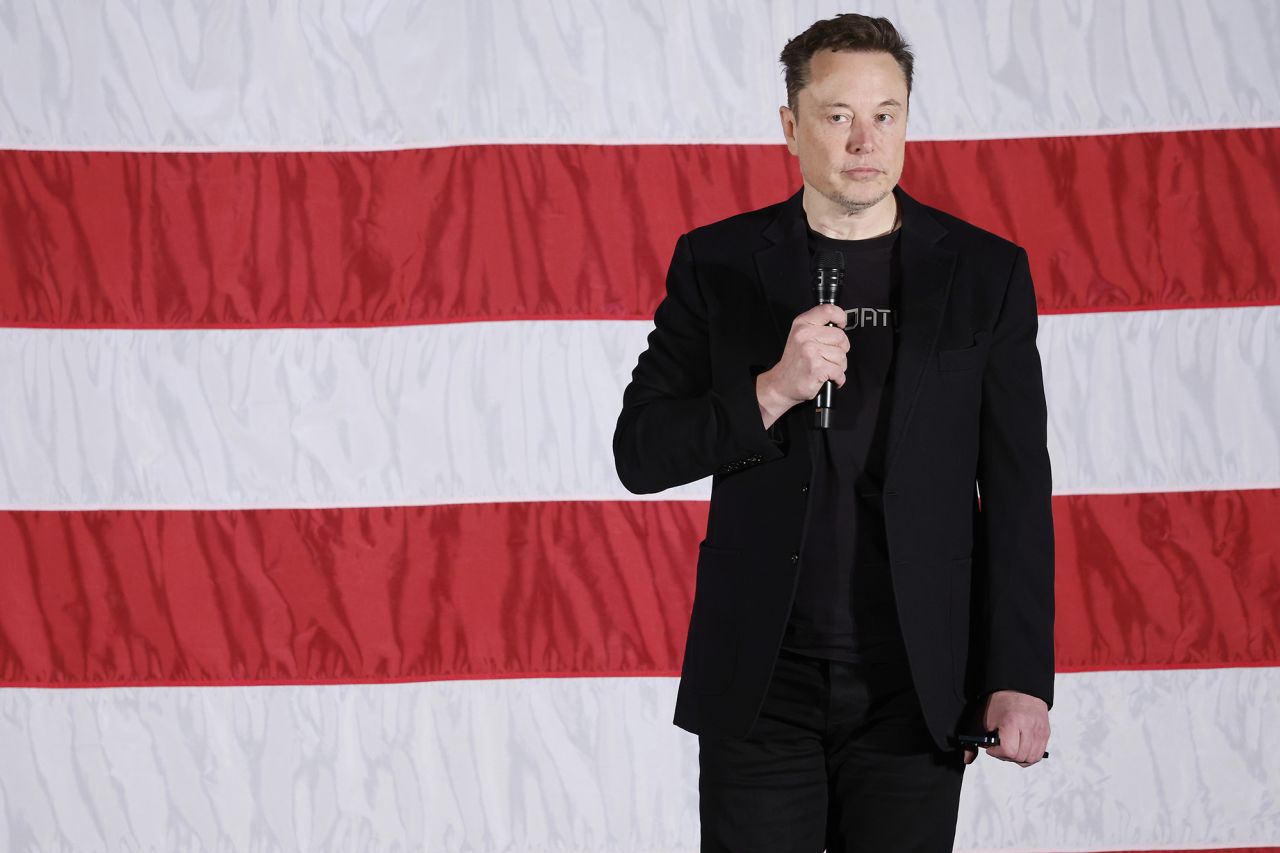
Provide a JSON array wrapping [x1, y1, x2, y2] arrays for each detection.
[[844, 307, 892, 328]]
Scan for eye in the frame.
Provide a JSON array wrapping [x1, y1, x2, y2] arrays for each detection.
[[830, 114, 849, 124], [876, 113, 893, 123]]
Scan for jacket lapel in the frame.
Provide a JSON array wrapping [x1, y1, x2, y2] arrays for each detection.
[[751, 184, 957, 480], [884, 187, 956, 479], [752, 188, 812, 366]]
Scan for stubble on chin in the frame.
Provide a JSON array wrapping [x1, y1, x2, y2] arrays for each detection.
[[820, 183, 891, 215]]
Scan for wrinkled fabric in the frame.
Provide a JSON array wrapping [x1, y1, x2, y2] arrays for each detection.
[[1, 0, 1277, 148], [0, 669, 1276, 851], [1, 132, 1276, 327], [0, 310, 1274, 511]]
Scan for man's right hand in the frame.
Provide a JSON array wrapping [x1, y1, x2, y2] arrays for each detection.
[[756, 304, 849, 429]]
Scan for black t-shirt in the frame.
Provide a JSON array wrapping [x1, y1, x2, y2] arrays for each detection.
[[780, 222, 908, 664]]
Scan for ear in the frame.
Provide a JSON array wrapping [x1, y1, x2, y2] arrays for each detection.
[[779, 104, 798, 155]]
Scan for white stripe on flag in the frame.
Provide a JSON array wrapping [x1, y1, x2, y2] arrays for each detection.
[[1, 307, 1276, 510], [2, 0, 1278, 151], [0, 667, 1276, 851]]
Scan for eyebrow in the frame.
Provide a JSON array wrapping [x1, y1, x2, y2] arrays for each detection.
[[822, 99, 904, 109]]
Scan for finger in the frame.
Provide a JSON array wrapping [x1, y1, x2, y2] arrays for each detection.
[[1015, 726, 1037, 764], [798, 304, 847, 328], [819, 347, 847, 366], [812, 327, 850, 347], [1028, 729, 1050, 766], [807, 357, 844, 386], [962, 747, 977, 765], [825, 304, 848, 327], [992, 726, 1022, 762], [797, 319, 849, 342], [1020, 723, 1047, 764], [798, 334, 847, 359]]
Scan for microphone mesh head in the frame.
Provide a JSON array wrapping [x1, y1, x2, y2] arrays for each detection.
[[815, 250, 845, 270]]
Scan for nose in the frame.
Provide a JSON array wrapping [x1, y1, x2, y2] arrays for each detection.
[[846, 118, 875, 154]]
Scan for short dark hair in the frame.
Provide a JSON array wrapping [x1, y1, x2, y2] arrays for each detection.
[[779, 14, 914, 113]]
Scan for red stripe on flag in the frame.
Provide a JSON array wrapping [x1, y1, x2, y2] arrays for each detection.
[[1, 128, 1276, 328], [1053, 489, 1280, 672], [2, 490, 1276, 686]]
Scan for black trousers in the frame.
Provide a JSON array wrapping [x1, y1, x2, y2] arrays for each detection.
[[698, 647, 966, 852]]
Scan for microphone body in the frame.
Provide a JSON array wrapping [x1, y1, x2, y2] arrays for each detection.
[[812, 250, 845, 429]]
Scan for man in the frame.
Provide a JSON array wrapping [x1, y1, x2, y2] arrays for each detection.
[[612, 13, 1053, 852]]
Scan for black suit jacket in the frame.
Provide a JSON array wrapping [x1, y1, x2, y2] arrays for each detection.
[[612, 183, 1055, 752]]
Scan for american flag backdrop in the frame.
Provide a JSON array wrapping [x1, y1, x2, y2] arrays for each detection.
[[0, 2, 1277, 851]]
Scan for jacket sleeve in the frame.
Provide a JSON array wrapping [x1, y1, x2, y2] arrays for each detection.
[[975, 245, 1056, 709], [612, 232, 786, 495]]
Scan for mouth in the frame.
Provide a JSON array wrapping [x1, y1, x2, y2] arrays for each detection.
[[843, 167, 881, 177]]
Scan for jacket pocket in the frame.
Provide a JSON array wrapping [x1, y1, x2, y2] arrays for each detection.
[[937, 331, 989, 372]]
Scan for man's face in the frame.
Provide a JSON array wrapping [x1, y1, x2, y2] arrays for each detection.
[[780, 49, 909, 215]]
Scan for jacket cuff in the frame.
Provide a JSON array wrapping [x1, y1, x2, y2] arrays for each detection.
[[711, 374, 788, 474], [977, 674, 1054, 711]]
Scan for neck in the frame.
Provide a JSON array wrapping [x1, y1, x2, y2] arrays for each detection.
[[803, 183, 900, 240]]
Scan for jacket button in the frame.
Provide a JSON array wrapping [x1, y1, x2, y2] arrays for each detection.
[[800, 483, 809, 494], [789, 552, 799, 564]]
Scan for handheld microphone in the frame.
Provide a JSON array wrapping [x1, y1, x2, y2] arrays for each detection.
[[813, 250, 845, 429]]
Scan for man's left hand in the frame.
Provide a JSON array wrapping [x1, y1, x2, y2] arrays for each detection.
[[961, 690, 1050, 767]]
